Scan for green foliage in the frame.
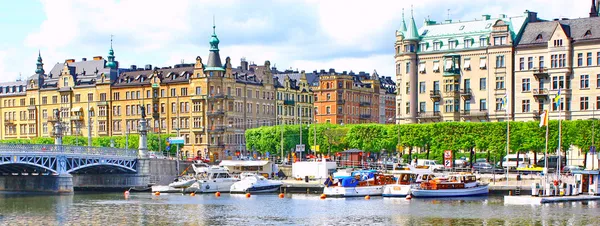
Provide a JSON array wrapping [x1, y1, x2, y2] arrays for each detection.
[[246, 120, 600, 162], [0, 134, 176, 152]]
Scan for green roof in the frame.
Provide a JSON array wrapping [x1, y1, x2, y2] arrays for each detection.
[[205, 66, 225, 71]]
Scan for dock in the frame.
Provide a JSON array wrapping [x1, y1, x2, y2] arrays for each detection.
[[504, 195, 600, 205]]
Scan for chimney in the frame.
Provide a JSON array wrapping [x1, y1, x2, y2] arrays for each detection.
[[498, 14, 506, 18], [444, 19, 452, 23], [240, 57, 249, 71], [590, 0, 598, 17], [525, 11, 538, 22], [130, 65, 137, 70], [145, 64, 152, 70], [81, 58, 87, 61], [328, 68, 335, 74], [93, 56, 103, 61], [482, 15, 491, 20], [66, 59, 75, 63]]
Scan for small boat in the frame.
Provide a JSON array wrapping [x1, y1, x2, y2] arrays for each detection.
[[186, 166, 239, 193], [168, 178, 197, 188], [410, 173, 489, 198], [230, 173, 283, 193], [323, 170, 396, 197]]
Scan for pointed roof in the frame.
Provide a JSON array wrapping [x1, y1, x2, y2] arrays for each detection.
[[404, 8, 420, 41], [399, 8, 407, 34], [35, 50, 44, 74], [591, 0, 598, 17], [106, 35, 117, 69], [370, 69, 379, 80], [206, 18, 224, 71]]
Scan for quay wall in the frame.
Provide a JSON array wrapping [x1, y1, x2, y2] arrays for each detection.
[[0, 174, 73, 193]]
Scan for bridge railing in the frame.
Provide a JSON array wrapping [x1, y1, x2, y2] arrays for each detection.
[[0, 144, 138, 157]]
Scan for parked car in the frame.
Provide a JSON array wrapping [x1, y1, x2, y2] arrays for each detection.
[[475, 158, 488, 163], [536, 156, 567, 170], [499, 154, 531, 169], [417, 159, 444, 172], [472, 162, 503, 174], [562, 165, 583, 174]]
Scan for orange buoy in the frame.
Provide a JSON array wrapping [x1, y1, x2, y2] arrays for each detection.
[[365, 195, 370, 200], [124, 190, 130, 195], [215, 192, 221, 197], [278, 193, 285, 198], [406, 194, 412, 200], [245, 193, 251, 198], [154, 191, 160, 196], [190, 192, 196, 196], [320, 194, 326, 199]]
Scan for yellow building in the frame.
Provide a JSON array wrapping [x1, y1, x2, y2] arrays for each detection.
[[273, 70, 314, 125]]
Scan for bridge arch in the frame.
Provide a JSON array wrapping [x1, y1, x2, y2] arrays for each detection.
[[0, 162, 58, 174], [67, 163, 136, 174]]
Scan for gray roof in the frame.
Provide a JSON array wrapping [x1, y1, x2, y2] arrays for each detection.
[[518, 17, 600, 46], [0, 80, 27, 96], [206, 51, 223, 69]]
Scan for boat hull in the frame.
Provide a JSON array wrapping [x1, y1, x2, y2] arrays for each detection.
[[411, 185, 489, 198], [168, 180, 196, 188], [382, 184, 411, 197], [231, 184, 282, 193], [323, 186, 384, 197], [185, 180, 237, 193]]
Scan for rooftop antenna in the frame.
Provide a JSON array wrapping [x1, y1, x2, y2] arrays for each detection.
[[110, 34, 114, 48], [447, 9, 451, 20], [18, 72, 22, 81]]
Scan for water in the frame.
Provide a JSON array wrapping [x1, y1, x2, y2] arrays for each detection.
[[0, 192, 599, 226]]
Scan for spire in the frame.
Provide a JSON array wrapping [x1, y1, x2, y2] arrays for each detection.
[[106, 35, 117, 69], [206, 17, 223, 69], [35, 50, 44, 74], [591, 0, 598, 17], [404, 5, 420, 41], [401, 8, 407, 33]]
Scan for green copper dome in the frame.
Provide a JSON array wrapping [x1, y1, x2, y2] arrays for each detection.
[[106, 36, 117, 69], [209, 25, 220, 51]]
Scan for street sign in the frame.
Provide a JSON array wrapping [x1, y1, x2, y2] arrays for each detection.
[[444, 150, 453, 169], [295, 144, 305, 152], [169, 137, 185, 144], [311, 145, 320, 152]]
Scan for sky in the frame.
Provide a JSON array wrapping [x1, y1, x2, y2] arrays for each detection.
[[0, 0, 593, 83]]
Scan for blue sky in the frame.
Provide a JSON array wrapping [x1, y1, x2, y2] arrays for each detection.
[[0, 0, 593, 82]]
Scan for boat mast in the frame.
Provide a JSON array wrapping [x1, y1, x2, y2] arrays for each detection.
[[557, 88, 562, 181], [505, 95, 510, 185]]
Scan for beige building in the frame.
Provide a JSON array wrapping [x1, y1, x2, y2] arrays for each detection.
[[273, 70, 314, 125], [395, 10, 536, 124], [514, 13, 600, 121]]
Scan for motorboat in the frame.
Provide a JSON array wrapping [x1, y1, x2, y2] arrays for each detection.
[[410, 173, 489, 198], [383, 167, 435, 197], [323, 170, 396, 197], [230, 173, 283, 193], [186, 166, 239, 193], [168, 178, 197, 188]]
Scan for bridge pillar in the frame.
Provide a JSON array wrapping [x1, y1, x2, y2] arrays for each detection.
[[138, 117, 149, 158], [0, 174, 73, 193]]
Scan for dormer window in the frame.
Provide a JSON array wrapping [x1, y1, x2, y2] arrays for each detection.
[[535, 34, 543, 41], [459, 25, 465, 30], [480, 37, 488, 47], [584, 30, 592, 38], [493, 36, 507, 45], [553, 39, 563, 47], [63, 77, 69, 87], [448, 40, 458, 49], [420, 43, 428, 51], [433, 41, 441, 51], [464, 38, 472, 48]]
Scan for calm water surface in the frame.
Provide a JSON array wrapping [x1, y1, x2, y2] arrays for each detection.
[[0, 192, 598, 225]]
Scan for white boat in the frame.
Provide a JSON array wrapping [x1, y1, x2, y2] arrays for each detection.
[[410, 174, 489, 198], [382, 170, 435, 198], [230, 173, 283, 193], [168, 178, 197, 188], [186, 166, 239, 193], [323, 170, 395, 197]]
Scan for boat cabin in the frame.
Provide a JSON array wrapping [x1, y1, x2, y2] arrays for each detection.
[[419, 174, 478, 190], [396, 173, 418, 185], [219, 160, 276, 178], [572, 170, 599, 195]]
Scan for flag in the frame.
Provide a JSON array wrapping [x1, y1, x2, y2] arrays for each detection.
[[501, 95, 508, 111], [539, 110, 549, 127], [554, 89, 562, 109]]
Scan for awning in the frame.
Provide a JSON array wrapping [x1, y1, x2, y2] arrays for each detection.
[[71, 106, 83, 112], [219, 160, 270, 167], [445, 60, 453, 70], [418, 63, 426, 73], [432, 62, 440, 72], [463, 60, 471, 69], [479, 58, 487, 69]]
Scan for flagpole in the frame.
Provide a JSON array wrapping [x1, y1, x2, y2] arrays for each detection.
[[544, 109, 549, 178], [557, 96, 562, 182]]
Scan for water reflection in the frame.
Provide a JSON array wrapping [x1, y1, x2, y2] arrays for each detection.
[[0, 192, 598, 225]]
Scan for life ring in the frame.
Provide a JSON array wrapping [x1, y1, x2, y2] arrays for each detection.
[[206, 184, 210, 189]]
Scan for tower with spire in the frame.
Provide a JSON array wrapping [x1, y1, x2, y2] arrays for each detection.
[[106, 35, 117, 69], [28, 51, 46, 90], [395, 6, 420, 123], [206, 17, 224, 72], [35, 51, 44, 75]]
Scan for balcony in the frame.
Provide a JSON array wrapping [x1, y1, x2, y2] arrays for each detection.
[[460, 88, 473, 100], [430, 90, 441, 100], [359, 114, 371, 119], [70, 115, 84, 121], [97, 101, 109, 106], [47, 116, 59, 122], [532, 88, 549, 100], [417, 111, 441, 119], [192, 126, 205, 132], [207, 109, 225, 116], [284, 100, 295, 105], [533, 67, 549, 80], [336, 100, 346, 105], [443, 90, 460, 97], [208, 126, 225, 133], [460, 110, 488, 118], [359, 102, 371, 107], [3, 118, 15, 124]]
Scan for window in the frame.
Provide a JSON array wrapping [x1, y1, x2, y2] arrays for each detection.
[[587, 52, 592, 66], [419, 82, 426, 93], [42, 97, 47, 105], [52, 96, 57, 104], [405, 62, 410, 74], [326, 106, 331, 114], [480, 78, 487, 90], [581, 75, 590, 89], [519, 57, 524, 70], [464, 39, 472, 48], [100, 93, 106, 101], [463, 59, 471, 70], [479, 58, 486, 69], [597, 74, 600, 88], [559, 54, 566, 67], [522, 100, 530, 112], [406, 103, 410, 114], [420, 43, 427, 51], [445, 100, 453, 113], [552, 76, 565, 90], [433, 41, 441, 51], [433, 61, 440, 72], [493, 36, 507, 45], [87, 93, 93, 101], [552, 97, 565, 111], [578, 53, 583, 67], [539, 56, 545, 68], [597, 97, 600, 110], [597, 52, 600, 65], [181, 88, 188, 96], [553, 39, 563, 47], [496, 98, 503, 111], [522, 78, 530, 92], [433, 101, 440, 112], [464, 99, 471, 111], [418, 63, 426, 73], [551, 54, 557, 68], [528, 57, 533, 70], [63, 77, 68, 87], [448, 40, 457, 49], [495, 55, 505, 68], [479, 37, 487, 47], [496, 76, 505, 90], [171, 88, 176, 97], [419, 102, 426, 112], [581, 97, 589, 110]]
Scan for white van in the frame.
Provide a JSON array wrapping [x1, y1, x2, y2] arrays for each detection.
[[499, 154, 531, 169], [416, 159, 444, 172]]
